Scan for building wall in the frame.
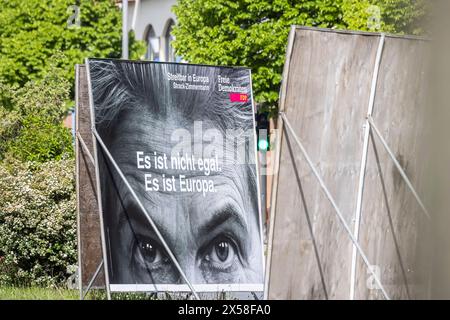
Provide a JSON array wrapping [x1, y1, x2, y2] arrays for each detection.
[[127, 0, 177, 61]]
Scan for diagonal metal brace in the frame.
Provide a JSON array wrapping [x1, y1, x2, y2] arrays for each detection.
[[76, 131, 95, 166], [92, 129, 200, 300], [368, 116, 430, 220], [280, 111, 391, 300], [81, 260, 104, 300]]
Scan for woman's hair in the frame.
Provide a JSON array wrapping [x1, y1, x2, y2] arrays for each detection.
[[88, 59, 253, 138], [87, 60, 262, 283], [88, 58, 259, 214]]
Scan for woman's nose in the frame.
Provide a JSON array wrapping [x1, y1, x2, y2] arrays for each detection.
[[176, 256, 203, 285]]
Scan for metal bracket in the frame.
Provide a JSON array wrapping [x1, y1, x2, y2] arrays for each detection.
[[350, 34, 386, 300], [368, 116, 430, 219], [81, 260, 104, 300], [92, 129, 200, 300], [279, 111, 391, 300]]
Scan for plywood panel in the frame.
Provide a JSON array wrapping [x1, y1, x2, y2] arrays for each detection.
[[353, 37, 430, 300], [76, 64, 105, 289], [267, 27, 430, 300]]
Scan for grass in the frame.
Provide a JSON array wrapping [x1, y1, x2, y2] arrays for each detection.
[[0, 286, 79, 300], [0, 287, 162, 300], [0, 287, 237, 300]]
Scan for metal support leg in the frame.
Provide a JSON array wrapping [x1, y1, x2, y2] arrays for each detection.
[[92, 129, 200, 299], [350, 34, 386, 300], [76, 132, 95, 166], [280, 111, 391, 300], [81, 260, 104, 300], [368, 116, 430, 219]]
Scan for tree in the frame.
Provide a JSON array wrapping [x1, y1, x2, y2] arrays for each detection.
[[0, 63, 76, 286], [172, 0, 426, 111], [0, 0, 146, 286], [342, 0, 426, 35], [0, 0, 145, 88], [0, 62, 73, 163]]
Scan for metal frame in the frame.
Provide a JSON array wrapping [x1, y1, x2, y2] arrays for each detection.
[[350, 34, 386, 300], [267, 27, 430, 300], [249, 70, 268, 293], [75, 65, 83, 300], [280, 111, 391, 300], [109, 284, 262, 293], [81, 260, 104, 300], [277, 59, 432, 300], [76, 122, 198, 300], [75, 64, 107, 300], [75, 132, 102, 299], [244, 73, 268, 300], [368, 116, 430, 219], [77, 59, 267, 300], [92, 129, 200, 299], [349, 34, 430, 300], [76, 132, 95, 166], [86, 60, 113, 300], [264, 25, 297, 300]]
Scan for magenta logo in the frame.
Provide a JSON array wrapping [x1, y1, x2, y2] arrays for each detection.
[[229, 93, 248, 103]]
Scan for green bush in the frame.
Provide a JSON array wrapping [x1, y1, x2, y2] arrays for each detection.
[[0, 63, 73, 162], [0, 0, 145, 88], [0, 158, 76, 286], [0, 0, 147, 288], [0, 65, 76, 286]]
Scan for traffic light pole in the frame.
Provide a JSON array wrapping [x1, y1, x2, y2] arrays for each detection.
[[259, 150, 267, 239], [256, 108, 270, 239]]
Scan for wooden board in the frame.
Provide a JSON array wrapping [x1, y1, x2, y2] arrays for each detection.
[[266, 27, 431, 300], [75, 64, 105, 290]]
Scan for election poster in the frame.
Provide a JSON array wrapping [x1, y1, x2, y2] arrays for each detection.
[[86, 59, 264, 292]]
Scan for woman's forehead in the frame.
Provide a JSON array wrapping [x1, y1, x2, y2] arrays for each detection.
[[104, 108, 257, 209], [109, 111, 252, 164]]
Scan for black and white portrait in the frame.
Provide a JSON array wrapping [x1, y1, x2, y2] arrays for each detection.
[[87, 59, 264, 291]]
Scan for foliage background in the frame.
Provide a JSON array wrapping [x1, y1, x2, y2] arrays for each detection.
[[0, 0, 427, 288], [172, 0, 426, 113], [0, 0, 145, 89], [0, 158, 76, 286], [0, 69, 76, 286], [0, 0, 144, 287], [0, 65, 73, 163]]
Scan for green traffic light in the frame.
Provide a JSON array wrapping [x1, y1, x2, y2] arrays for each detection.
[[258, 139, 269, 151]]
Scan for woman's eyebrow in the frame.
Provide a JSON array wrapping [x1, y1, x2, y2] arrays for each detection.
[[197, 203, 248, 236], [118, 199, 171, 246]]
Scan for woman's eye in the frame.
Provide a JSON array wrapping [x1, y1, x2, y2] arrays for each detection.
[[205, 238, 236, 266], [216, 241, 230, 262], [138, 240, 165, 264], [130, 236, 179, 283]]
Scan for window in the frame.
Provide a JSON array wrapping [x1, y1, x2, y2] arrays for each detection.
[[145, 25, 160, 61], [164, 20, 181, 62]]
